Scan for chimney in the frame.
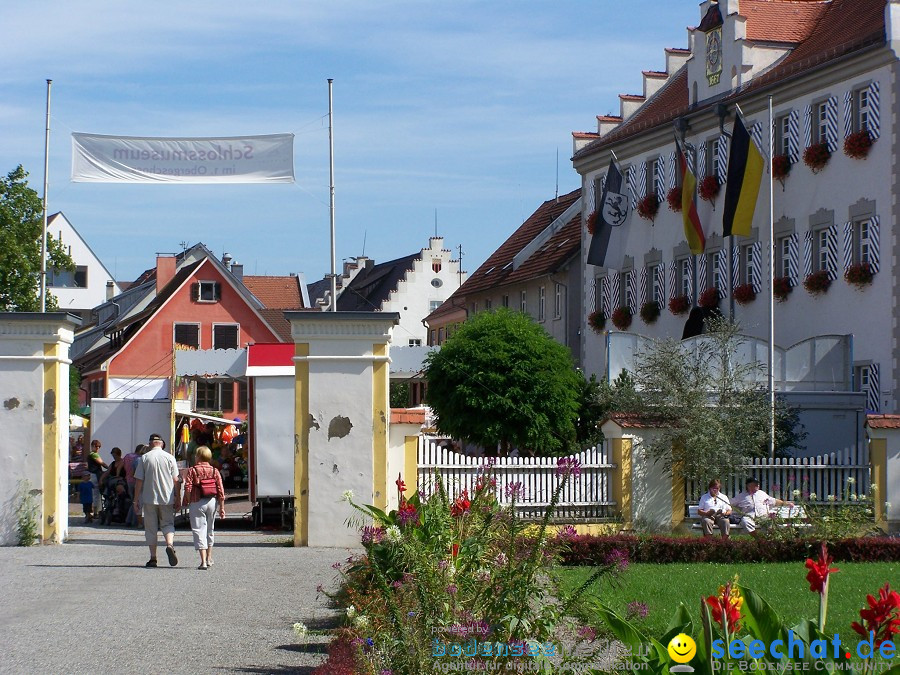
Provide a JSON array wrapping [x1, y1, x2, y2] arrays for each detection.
[[222, 252, 233, 267], [231, 263, 243, 281], [156, 255, 176, 294], [105, 280, 115, 301]]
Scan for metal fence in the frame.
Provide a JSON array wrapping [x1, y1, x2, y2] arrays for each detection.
[[684, 446, 871, 507], [417, 437, 616, 521]]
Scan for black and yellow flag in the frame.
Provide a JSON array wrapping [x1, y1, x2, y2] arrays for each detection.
[[722, 113, 764, 238]]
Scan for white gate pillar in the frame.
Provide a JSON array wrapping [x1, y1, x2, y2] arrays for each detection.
[[286, 311, 399, 547], [0, 313, 80, 545]]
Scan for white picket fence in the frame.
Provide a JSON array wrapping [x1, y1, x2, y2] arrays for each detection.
[[417, 437, 616, 521], [684, 446, 871, 507]]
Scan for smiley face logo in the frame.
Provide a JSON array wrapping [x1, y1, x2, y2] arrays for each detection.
[[667, 633, 697, 664]]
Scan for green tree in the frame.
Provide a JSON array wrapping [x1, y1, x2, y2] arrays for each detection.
[[0, 166, 73, 311], [389, 381, 410, 408], [424, 308, 582, 455], [629, 316, 805, 481], [575, 370, 641, 447]]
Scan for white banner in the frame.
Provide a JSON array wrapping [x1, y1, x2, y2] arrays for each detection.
[[71, 133, 294, 184]]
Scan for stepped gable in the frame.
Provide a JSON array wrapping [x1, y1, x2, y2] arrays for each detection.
[[573, 0, 885, 160], [336, 253, 418, 311], [456, 188, 581, 296]]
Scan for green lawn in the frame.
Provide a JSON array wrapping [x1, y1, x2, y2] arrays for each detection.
[[556, 561, 899, 646]]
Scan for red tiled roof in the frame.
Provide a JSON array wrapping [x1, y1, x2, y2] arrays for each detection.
[[391, 408, 426, 425], [242, 276, 304, 309], [665, 47, 691, 53], [573, 132, 600, 139], [257, 308, 292, 342], [866, 414, 900, 430], [741, 0, 830, 43], [619, 94, 645, 101], [574, 0, 885, 162], [597, 115, 622, 122], [447, 189, 581, 297], [642, 70, 668, 78]]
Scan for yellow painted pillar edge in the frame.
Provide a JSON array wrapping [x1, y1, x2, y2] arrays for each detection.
[[403, 435, 418, 500], [671, 460, 685, 530], [610, 437, 633, 531], [293, 343, 310, 547], [870, 438, 887, 531], [42, 342, 61, 544], [373, 344, 389, 511]]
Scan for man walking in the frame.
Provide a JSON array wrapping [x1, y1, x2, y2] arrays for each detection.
[[134, 433, 181, 567]]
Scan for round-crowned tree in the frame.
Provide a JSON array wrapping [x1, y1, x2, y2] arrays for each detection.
[[424, 308, 582, 456]]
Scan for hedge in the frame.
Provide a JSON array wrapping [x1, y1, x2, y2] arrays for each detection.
[[560, 534, 900, 565]]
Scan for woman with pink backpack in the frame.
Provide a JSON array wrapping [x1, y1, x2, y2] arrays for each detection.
[[182, 446, 225, 570]]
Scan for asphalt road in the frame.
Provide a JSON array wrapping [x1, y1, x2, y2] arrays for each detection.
[[0, 523, 354, 674]]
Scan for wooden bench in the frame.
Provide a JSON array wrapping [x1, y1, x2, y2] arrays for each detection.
[[687, 505, 809, 533]]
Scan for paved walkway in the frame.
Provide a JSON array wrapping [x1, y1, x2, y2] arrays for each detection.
[[0, 523, 354, 674]]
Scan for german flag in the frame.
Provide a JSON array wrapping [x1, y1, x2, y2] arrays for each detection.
[[723, 113, 764, 238], [677, 137, 705, 254]]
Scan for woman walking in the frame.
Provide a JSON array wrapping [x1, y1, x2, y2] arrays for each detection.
[[182, 446, 225, 570]]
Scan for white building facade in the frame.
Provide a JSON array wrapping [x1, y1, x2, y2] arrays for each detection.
[[574, 0, 896, 415]]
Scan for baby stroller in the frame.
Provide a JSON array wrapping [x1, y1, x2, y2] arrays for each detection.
[[99, 478, 130, 525]]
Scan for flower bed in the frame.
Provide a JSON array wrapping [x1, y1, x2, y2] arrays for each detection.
[[587, 310, 606, 333], [636, 194, 659, 222], [560, 534, 900, 566], [773, 276, 792, 302], [639, 301, 660, 324], [732, 282, 756, 305], [611, 305, 632, 330], [666, 186, 682, 212], [668, 294, 690, 316], [803, 270, 831, 295], [844, 262, 875, 288], [804, 141, 831, 173], [844, 130, 873, 160], [699, 175, 720, 203], [698, 287, 720, 310]]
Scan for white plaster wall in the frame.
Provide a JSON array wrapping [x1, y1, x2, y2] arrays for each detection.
[[580, 58, 895, 410], [386, 423, 418, 512], [381, 237, 466, 346], [629, 430, 674, 531], [253, 376, 295, 498], [47, 213, 120, 317]]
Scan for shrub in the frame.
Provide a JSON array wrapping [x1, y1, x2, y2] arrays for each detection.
[[699, 175, 720, 203], [666, 186, 682, 212], [843, 130, 873, 160], [772, 153, 791, 181], [668, 295, 690, 316], [636, 194, 660, 222], [611, 305, 632, 331], [803, 142, 831, 172], [732, 283, 756, 305], [639, 301, 660, 325], [587, 310, 606, 334], [803, 270, 831, 295], [773, 276, 792, 302], [844, 262, 875, 288], [698, 287, 720, 309]]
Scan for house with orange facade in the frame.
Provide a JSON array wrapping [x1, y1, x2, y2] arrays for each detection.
[[72, 244, 306, 419]]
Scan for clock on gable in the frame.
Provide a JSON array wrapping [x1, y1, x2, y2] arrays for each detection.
[[706, 27, 723, 86]]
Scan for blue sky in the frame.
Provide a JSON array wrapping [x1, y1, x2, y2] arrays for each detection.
[[2, 1, 693, 284]]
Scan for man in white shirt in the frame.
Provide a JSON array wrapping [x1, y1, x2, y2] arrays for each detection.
[[697, 479, 732, 539], [134, 433, 181, 567], [732, 477, 794, 537]]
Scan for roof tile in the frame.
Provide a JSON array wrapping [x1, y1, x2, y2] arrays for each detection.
[[242, 276, 304, 309]]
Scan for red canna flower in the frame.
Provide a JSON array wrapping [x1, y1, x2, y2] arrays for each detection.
[[805, 542, 839, 594], [851, 583, 900, 647], [705, 577, 743, 634], [450, 490, 471, 518], [395, 474, 406, 495]]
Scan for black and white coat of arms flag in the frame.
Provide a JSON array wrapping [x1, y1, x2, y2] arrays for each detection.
[[587, 158, 630, 266]]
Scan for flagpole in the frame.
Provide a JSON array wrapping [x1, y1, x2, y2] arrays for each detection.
[[328, 78, 337, 312], [767, 95, 776, 459], [40, 79, 52, 313]]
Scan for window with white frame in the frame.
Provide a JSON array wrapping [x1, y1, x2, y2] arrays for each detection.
[[679, 258, 692, 297], [710, 251, 724, 291], [776, 236, 792, 279], [649, 265, 663, 304], [852, 87, 871, 134], [854, 365, 871, 394], [741, 245, 754, 285], [429, 300, 442, 313], [815, 229, 829, 273], [538, 286, 545, 321], [47, 265, 88, 288], [195, 280, 221, 303], [502, 294, 509, 308], [554, 283, 563, 318], [408, 338, 422, 347], [774, 114, 791, 156], [852, 219, 873, 266], [174, 323, 200, 348], [195, 381, 221, 411], [812, 101, 828, 145], [520, 290, 527, 313], [705, 139, 717, 178], [647, 158, 659, 198], [213, 323, 239, 350]]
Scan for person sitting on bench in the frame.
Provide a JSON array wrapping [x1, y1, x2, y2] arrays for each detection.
[[732, 477, 794, 537], [698, 479, 732, 539]]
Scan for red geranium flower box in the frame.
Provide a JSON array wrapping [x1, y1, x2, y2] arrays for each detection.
[[639, 301, 660, 324], [699, 175, 720, 203], [668, 295, 690, 316], [698, 287, 720, 309], [587, 310, 606, 333], [803, 270, 831, 295], [611, 306, 632, 331], [586, 211, 598, 235], [803, 142, 831, 173], [844, 262, 875, 288], [843, 130, 873, 160], [637, 194, 660, 222], [732, 283, 756, 305], [773, 276, 792, 302], [772, 154, 791, 182], [666, 186, 682, 213]]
